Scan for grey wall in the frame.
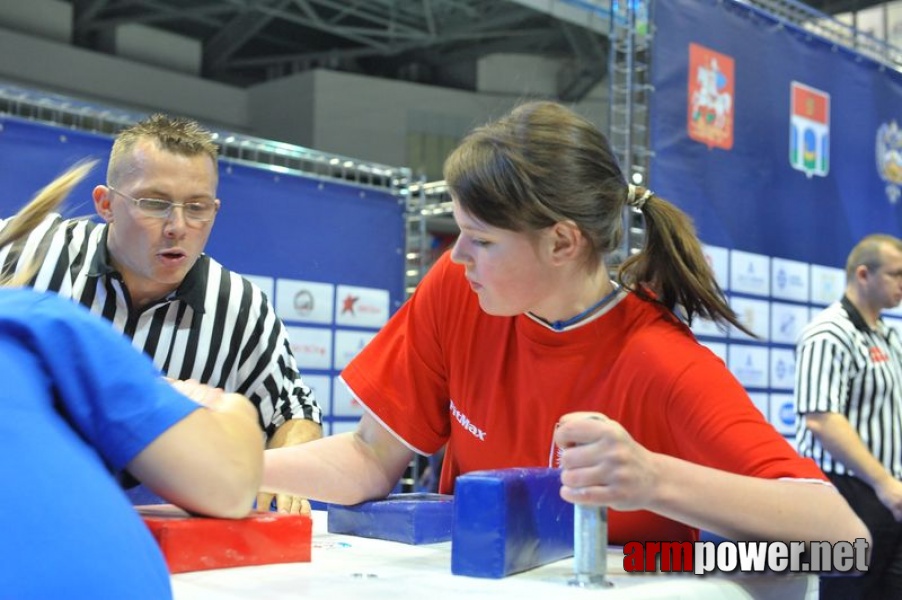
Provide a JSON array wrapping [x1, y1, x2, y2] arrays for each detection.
[[0, 0, 609, 172], [0, 26, 249, 131]]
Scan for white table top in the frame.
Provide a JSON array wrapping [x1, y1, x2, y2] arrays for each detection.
[[171, 512, 817, 600]]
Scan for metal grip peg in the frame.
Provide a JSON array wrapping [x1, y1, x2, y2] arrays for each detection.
[[572, 504, 609, 587], [566, 413, 613, 589]]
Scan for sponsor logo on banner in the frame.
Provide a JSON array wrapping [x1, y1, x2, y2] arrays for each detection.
[[335, 285, 389, 328], [771, 258, 809, 303], [728, 296, 770, 341], [770, 303, 808, 345], [770, 348, 796, 391], [810, 264, 844, 306], [770, 393, 796, 435], [293, 290, 314, 316], [333, 329, 377, 370], [727, 345, 768, 388], [789, 82, 830, 178], [285, 326, 333, 370], [275, 279, 334, 324], [687, 43, 734, 150], [730, 250, 770, 296], [876, 120, 902, 204]]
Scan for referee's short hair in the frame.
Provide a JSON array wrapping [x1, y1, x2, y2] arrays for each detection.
[[845, 233, 902, 281]]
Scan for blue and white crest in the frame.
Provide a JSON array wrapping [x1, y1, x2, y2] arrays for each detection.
[[876, 120, 902, 204]]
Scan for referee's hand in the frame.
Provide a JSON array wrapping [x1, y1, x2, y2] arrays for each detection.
[[876, 478, 902, 521], [258, 419, 322, 516], [256, 491, 311, 516]]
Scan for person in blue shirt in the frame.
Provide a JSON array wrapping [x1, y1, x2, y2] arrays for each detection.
[[0, 162, 264, 599]]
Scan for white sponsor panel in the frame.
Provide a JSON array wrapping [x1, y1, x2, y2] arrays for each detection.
[[275, 279, 335, 324], [769, 302, 809, 345], [301, 375, 332, 417], [771, 258, 809, 303], [335, 285, 390, 328], [243, 274, 274, 301], [691, 316, 727, 339], [332, 377, 365, 416], [728, 296, 770, 340], [702, 244, 730, 290], [730, 250, 770, 297], [329, 420, 359, 435], [727, 344, 769, 388], [333, 329, 377, 370], [769, 348, 796, 390], [770, 393, 797, 436], [747, 392, 769, 420], [700, 341, 727, 362], [810, 264, 844, 306], [285, 326, 333, 370]]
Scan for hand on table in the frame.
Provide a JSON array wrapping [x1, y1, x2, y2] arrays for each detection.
[[256, 491, 311, 516], [256, 418, 322, 516]]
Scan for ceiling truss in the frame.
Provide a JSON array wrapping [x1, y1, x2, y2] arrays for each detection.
[[62, 0, 887, 98]]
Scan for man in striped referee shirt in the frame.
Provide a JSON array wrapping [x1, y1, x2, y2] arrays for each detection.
[[795, 234, 902, 599], [0, 114, 322, 514]]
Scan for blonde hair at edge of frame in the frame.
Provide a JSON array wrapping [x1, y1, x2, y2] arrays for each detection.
[[0, 160, 97, 288]]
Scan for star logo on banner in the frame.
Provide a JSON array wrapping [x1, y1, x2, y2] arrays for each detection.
[[341, 294, 359, 315]]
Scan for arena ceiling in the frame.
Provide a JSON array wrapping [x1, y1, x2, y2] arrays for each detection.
[[62, 0, 889, 100]]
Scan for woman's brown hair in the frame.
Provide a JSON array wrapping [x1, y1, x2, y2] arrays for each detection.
[[444, 100, 750, 334]]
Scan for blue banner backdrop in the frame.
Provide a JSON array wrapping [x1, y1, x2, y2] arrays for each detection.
[[648, 0, 902, 436], [650, 0, 902, 266]]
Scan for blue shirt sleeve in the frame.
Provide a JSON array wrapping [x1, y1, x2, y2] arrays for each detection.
[[1, 289, 200, 471]]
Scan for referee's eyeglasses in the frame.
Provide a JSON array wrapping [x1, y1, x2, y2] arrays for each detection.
[[108, 187, 219, 223]]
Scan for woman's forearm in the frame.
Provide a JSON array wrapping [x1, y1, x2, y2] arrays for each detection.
[[647, 453, 869, 544], [263, 422, 414, 505]]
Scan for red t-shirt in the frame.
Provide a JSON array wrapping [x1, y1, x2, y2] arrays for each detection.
[[342, 252, 827, 543]]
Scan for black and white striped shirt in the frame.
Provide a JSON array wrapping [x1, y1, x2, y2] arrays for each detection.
[[795, 296, 902, 479], [0, 214, 322, 438]]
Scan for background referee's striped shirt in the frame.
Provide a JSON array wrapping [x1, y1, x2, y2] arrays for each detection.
[[795, 296, 902, 479], [0, 214, 322, 438]]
